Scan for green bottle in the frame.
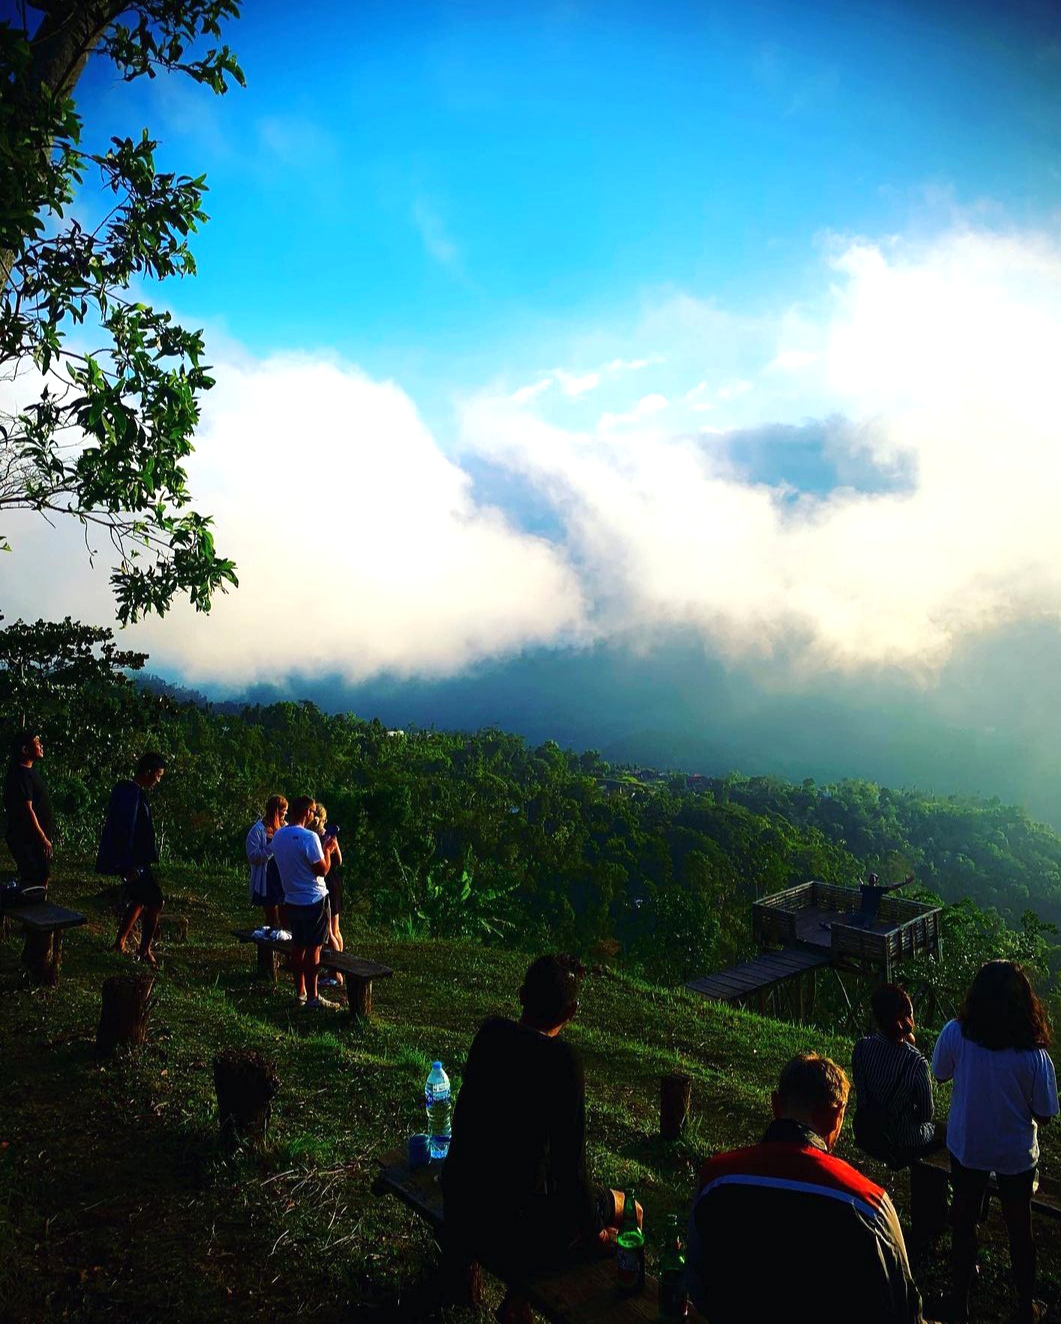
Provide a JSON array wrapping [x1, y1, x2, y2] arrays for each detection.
[[616, 1189, 645, 1294], [658, 1213, 689, 1319]]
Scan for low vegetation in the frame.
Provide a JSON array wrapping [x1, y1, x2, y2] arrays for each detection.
[[1, 861, 1058, 1322]]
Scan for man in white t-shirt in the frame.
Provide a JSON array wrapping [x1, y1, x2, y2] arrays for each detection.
[[268, 795, 339, 1009]]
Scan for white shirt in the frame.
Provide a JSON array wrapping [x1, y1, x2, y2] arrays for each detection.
[[932, 1017, 1059, 1174], [268, 824, 326, 906]]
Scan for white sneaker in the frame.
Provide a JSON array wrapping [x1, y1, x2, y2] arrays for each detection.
[[304, 995, 340, 1011]]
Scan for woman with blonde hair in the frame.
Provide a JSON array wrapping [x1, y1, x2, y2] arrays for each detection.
[[312, 802, 345, 987], [933, 960, 1059, 1324], [246, 794, 287, 927]]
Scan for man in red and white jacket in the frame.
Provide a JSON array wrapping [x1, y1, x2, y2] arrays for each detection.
[[687, 1053, 930, 1324]]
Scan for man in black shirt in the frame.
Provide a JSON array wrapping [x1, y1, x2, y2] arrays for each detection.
[[442, 954, 631, 1324], [3, 731, 54, 887]]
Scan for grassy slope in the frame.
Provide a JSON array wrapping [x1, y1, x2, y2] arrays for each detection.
[[0, 862, 1058, 1323]]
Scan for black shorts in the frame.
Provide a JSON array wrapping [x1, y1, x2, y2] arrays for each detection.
[[951, 1151, 1038, 1201], [6, 835, 50, 887], [286, 898, 329, 949], [124, 866, 164, 909], [326, 874, 343, 917]]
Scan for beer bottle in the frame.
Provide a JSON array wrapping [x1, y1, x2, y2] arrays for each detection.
[[616, 1189, 645, 1294], [658, 1213, 689, 1319]]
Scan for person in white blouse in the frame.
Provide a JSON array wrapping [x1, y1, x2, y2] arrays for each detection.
[[932, 960, 1058, 1324]]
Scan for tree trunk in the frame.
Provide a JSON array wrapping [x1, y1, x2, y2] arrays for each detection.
[[213, 1050, 279, 1151], [2, 1, 120, 290], [96, 973, 154, 1056], [660, 1072, 692, 1140], [23, 928, 62, 985]]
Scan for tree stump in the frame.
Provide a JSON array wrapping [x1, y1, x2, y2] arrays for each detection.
[[213, 1049, 279, 1151], [346, 976, 372, 1018], [23, 928, 62, 985], [660, 1072, 692, 1140], [96, 973, 154, 1056]]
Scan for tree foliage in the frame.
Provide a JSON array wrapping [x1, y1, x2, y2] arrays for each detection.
[[0, 1, 243, 621]]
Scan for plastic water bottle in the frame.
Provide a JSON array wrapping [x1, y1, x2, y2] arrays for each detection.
[[424, 1061, 452, 1160]]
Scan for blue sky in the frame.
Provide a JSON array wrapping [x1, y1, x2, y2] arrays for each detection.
[[8, 0, 1061, 695], [72, 0, 1061, 412]]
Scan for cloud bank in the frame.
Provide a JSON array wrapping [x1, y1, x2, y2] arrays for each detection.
[[4, 223, 1060, 686]]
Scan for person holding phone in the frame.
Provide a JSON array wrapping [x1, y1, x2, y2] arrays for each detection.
[[313, 804, 344, 986]]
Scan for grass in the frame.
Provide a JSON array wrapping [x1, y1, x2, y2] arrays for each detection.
[[0, 859, 1058, 1322]]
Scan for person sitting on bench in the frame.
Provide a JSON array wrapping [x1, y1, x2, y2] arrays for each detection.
[[852, 983, 944, 1169], [687, 1053, 928, 1324], [442, 954, 637, 1324]]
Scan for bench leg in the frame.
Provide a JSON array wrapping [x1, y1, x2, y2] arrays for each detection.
[[346, 977, 373, 1017], [256, 944, 280, 983], [23, 928, 61, 985], [910, 1161, 949, 1249]]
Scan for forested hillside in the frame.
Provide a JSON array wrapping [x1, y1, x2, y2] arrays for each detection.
[[4, 619, 1060, 999]]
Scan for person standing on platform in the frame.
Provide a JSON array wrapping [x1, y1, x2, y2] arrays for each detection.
[[97, 751, 167, 968], [3, 730, 54, 889]]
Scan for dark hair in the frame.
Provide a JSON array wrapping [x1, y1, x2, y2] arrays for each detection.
[[9, 731, 38, 759], [521, 953, 585, 1028], [959, 960, 1052, 1051], [776, 1053, 849, 1114], [871, 983, 913, 1040], [135, 750, 167, 777], [288, 795, 315, 823]]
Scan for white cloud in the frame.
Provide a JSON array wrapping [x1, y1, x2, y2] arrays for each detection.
[[461, 224, 1061, 673], [6, 222, 1061, 687], [1, 355, 585, 684]]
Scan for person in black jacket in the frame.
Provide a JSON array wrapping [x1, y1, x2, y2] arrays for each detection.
[[97, 751, 167, 967], [688, 1054, 929, 1324], [442, 954, 634, 1324]]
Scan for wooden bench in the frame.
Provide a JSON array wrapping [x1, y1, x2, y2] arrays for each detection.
[[374, 1149, 703, 1323], [910, 1149, 1061, 1245], [232, 929, 392, 1017], [4, 901, 86, 985]]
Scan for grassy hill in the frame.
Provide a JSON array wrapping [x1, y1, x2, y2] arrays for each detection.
[[1, 862, 1058, 1323]]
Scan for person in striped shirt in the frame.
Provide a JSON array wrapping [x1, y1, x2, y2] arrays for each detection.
[[687, 1054, 929, 1324], [852, 984, 944, 1169]]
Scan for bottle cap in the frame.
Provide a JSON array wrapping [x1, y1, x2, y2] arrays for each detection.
[[432, 1060, 442, 1069]]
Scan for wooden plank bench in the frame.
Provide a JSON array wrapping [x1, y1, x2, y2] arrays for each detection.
[[910, 1148, 1061, 1246], [232, 929, 392, 1017], [373, 1149, 704, 1323], [4, 901, 86, 986]]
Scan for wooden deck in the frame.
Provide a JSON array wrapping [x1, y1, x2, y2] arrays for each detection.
[[686, 945, 831, 1003]]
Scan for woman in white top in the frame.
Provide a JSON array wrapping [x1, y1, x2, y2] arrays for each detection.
[[932, 960, 1058, 1324], [246, 794, 287, 927]]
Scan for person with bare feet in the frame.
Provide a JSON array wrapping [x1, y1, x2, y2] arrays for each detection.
[[442, 954, 638, 1324], [268, 796, 339, 1009], [96, 751, 167, 967]]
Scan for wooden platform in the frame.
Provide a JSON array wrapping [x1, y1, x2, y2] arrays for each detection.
[[686, 945, 831, 1003]]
